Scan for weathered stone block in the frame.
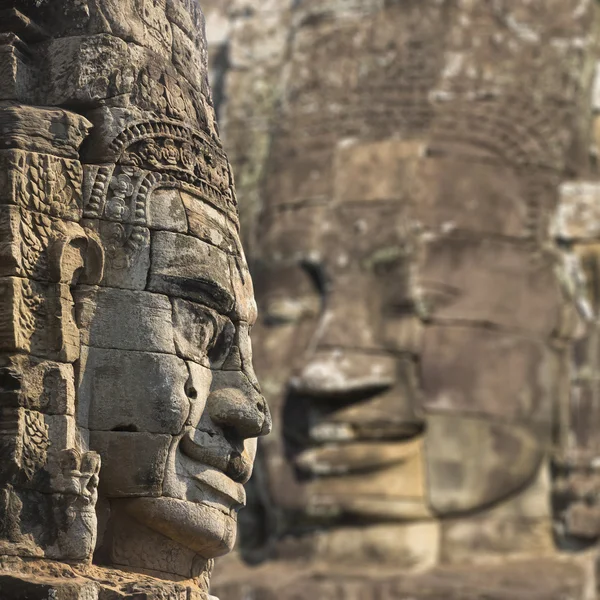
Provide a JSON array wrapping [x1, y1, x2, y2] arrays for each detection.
[[147, 188, 188, 233], [44, 414, 76, 453], [167, 0, 206, 44], [0, 108, 90, 160], [44, 35, 140, 107], [0, 206, 92, 283], [230, 255, 257, 324], [0, 354, 75, 415], [567, 380, 600, 453], [264, 137, 334, 207], [182, 190, 237, 253], [78, 346, 189, 435], [89, 431, 171, 497], [411, 156, 529, 237], [552, 181, 600, 241], [0, 277, 80, 362], [334, 138, 424, 204], [0, 42, 35, 102], [228, 9, 289, 70], [315, 521, 440, 570], [0, 407, 49, 481], [441, 464, 553, 561], [260, 203, 328, 259], [0, 573, 100, 599], [148, 230, 234, 313], [564, 502, 600, 539], [0, 151, 83, 221], [0, 205, 23, 277], [83, 220, 150, 291], [172, 23, 205, 93], [75, 286, 176, 354]]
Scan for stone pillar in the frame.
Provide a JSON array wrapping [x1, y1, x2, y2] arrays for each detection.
[[0, 1, 269, 598]]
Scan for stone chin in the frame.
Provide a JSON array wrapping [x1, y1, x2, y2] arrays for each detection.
[[123, 496, 238, 558]]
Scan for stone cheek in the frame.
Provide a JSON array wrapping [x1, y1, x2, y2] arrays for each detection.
[[78, 346, 190, 435], [90, 431, 172, 497]]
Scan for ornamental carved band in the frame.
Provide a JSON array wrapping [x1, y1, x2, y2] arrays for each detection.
[[0, 1, 270, 598]]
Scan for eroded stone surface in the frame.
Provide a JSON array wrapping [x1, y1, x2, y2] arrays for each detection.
[[0, 0, 269, 598]]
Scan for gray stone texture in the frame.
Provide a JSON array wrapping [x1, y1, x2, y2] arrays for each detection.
[[0, 0, 270, 598]]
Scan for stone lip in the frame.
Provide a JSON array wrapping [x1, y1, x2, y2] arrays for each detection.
[[180, 427, 253, 489], [124, 496, 238, 558], [295, 437, 423, 476]]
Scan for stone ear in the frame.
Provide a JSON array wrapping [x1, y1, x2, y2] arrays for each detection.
[[78, 228, 105, 286], [48, 222, 105, 286]]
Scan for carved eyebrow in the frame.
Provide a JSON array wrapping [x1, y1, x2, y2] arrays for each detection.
[[148, 231, 236, 314], [150, 275, 235, 315]]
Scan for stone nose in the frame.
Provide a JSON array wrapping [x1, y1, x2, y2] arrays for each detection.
[[208, 370, 272, 438], [290, 349, 396, 399]]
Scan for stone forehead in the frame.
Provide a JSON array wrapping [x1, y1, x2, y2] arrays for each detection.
[[260, 201, 415, 263]]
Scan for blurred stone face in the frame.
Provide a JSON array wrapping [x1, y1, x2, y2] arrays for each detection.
[[254, 139, 561, 526]]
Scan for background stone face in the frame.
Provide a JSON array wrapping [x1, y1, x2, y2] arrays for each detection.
[[0, 1, 272, 598], [207, 0, 600, 598]]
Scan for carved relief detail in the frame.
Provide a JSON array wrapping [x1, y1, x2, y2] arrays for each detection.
[[11, 152, 83, 220], [83, 120, 238, 271], [133, 66, 206, 126], [107, 121, 233, 208], [21, 410, 49, 480], [18, 210, 52, 280], [17, 280, 46, 352], [105, 223, 150, 270]]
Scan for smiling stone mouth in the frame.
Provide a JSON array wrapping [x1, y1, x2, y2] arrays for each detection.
[[192, 466, 247, 511], [180, 428, 253, 484], [294, 437, 424, 476]]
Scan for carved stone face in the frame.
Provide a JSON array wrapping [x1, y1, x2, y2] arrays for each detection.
[[253, 140, 560, 534], [76, 188, 270, 573]]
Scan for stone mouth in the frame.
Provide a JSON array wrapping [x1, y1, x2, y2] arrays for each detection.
[[308, 418, 425, 444], [294, 436, 424, 476], [180, 427, 253, 484], [177, 429, 249, 513], [191, 466, 247, 511]]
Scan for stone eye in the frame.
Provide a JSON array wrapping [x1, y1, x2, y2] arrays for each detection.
[[208, 318, 235, 365]]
